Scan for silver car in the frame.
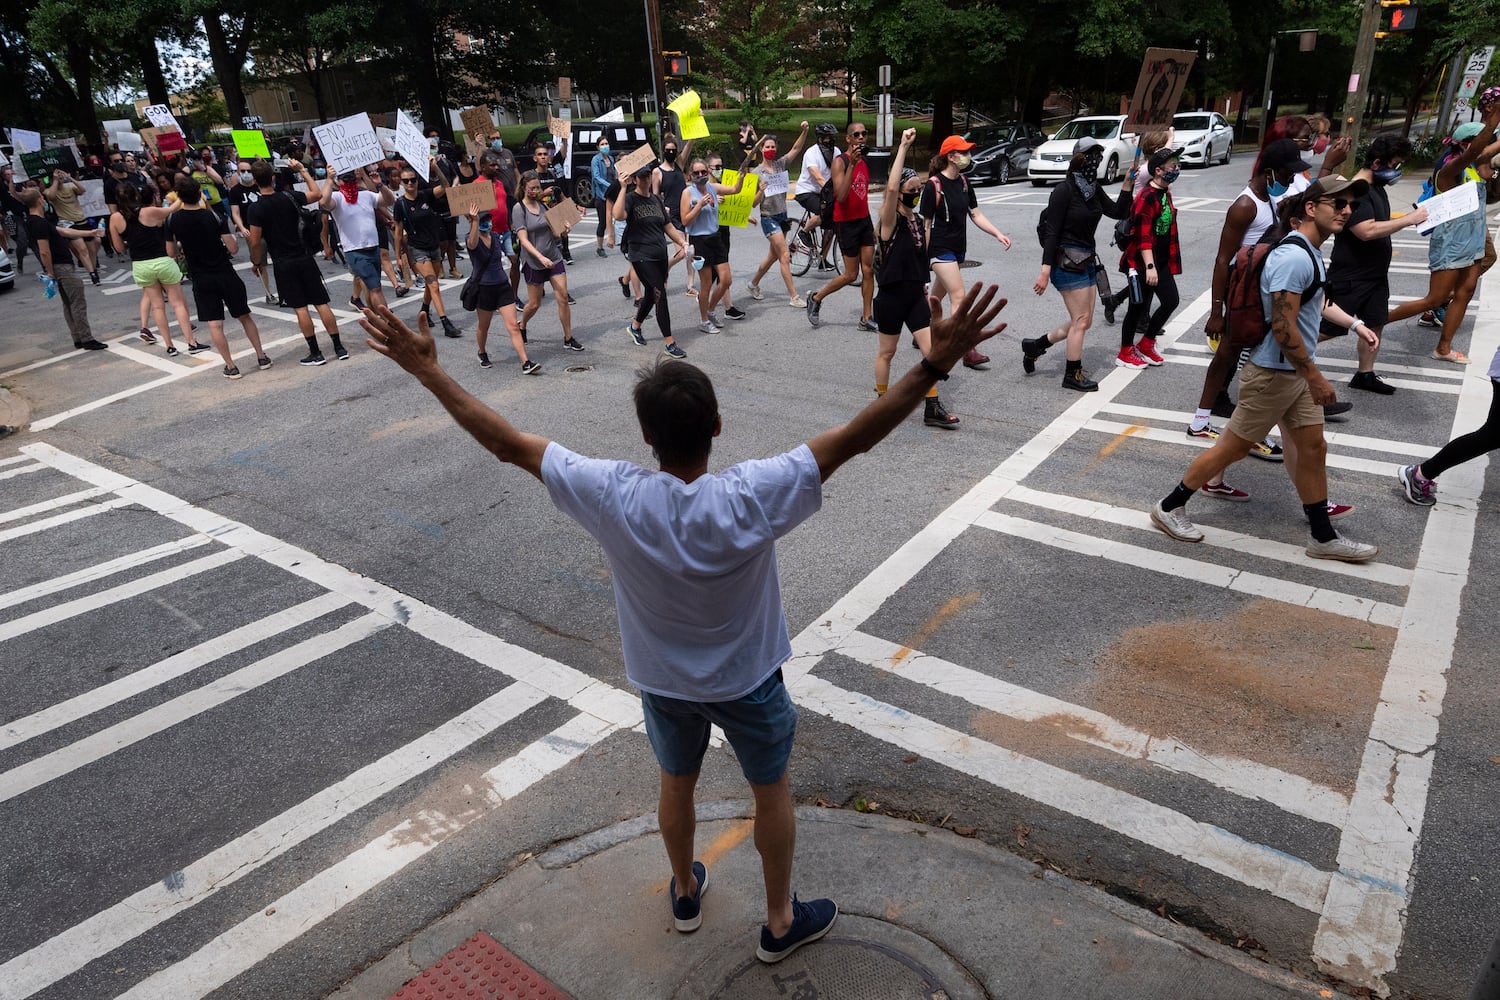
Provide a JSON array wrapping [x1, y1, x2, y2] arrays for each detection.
[[1173, 112, 1234, 167]]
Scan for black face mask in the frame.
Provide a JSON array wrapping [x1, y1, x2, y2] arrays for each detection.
[[664, 149, 678, 163]]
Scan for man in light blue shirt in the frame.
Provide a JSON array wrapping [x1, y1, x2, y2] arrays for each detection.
[[359, 285, 1008, 964], [590, 140, 616, 256], [1151, 177, 1382, 563]]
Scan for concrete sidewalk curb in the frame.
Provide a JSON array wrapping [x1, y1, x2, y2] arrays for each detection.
[[333, 802, 1357, 1000]]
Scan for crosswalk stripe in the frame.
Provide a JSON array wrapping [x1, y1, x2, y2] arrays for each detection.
[[0, 463, 44, 482], [0, 592, 350, 752], [0, 535, 213, 613], [1096, 402, 1440, 457], [0, 487, 112, 524], [1081, 417, 1415, 475], [0, 497, 135, 544], [0, 682, 553, 1000], [0, 612, 387, 806]]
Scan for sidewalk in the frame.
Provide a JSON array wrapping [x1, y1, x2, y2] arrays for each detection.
[[333, 803, 1352, 1000]]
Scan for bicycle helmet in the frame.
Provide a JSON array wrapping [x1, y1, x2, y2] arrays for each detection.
[[815, 122, 839, 139]]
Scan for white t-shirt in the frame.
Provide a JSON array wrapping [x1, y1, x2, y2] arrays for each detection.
[[327, 189, 381, 250], [795, 144, 840, 196], [542, 441, 823, 702]]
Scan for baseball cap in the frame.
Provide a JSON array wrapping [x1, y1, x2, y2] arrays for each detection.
[[1453, 121, 1484, 141], [1073, 137, 1104, 156], [940, 135, 976, 156], [1147, 147, 1183, 173], [1304, 176, 1370, 203], [1260, 138, 1312, 173]]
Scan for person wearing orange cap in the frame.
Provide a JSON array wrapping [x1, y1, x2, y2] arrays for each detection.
[[920, 134, 1012, 370]]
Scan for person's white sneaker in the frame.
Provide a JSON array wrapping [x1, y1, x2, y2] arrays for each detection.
[[1306, 535, 1378, 563], [748, 283, 764, 300], [699, 320, 720, 334], [1150, 502, 1204, 542]]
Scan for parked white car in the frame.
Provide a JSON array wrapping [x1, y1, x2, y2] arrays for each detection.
[[1027, 116, 1137, 186], [0, 246, 13, 293], [1173, 111, 1234, 167]]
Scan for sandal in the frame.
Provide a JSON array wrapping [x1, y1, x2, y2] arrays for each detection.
[[1430, 350, 1470, 364]]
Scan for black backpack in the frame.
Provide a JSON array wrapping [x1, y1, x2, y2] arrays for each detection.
[[1036, 181, 1075, 248]]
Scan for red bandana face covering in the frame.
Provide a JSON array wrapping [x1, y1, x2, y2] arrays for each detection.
[[339, 179, 360, 204]]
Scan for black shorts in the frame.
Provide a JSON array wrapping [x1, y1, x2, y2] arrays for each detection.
[[190, 267, 250, 323], [694, 230, 728, 268], [476, 281, 516, 312], [272, 256, 331, 310], [1319, 278, 1389, 338], [874, 281, 931, 336], [795, 192, 826, 223], [836, 216, 875, 258], [442, 216, 459, 241]]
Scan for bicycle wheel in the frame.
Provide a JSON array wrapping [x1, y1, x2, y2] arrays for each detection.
[[788, 217, 815, 276]]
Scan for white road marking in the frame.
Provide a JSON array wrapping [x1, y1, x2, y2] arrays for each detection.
[[0, 486, 112, 523], [105, 341, 212, 375], [1082, 418, 1411, 474], [0, 455, 36, 468], [109, 713, 618, 1000], [0, 613, 387, 805], [0, 463, 44, 481], [1096, 402, 1440, 457], [0, 548, 245, 642], [0, 683, 553, 1000], [0, 592, 350, 752], [837, 629, 1351, 827], [1160, 354, 1466, 394], [0, 535, 213, 613], [0, 497, 135, 544], [1163, 341, 1467, 380]]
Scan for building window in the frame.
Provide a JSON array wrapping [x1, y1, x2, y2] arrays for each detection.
[[288, 89, 300, 113]]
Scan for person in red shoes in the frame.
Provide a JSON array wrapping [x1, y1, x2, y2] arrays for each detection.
[[1115, 147, 1182, 372]]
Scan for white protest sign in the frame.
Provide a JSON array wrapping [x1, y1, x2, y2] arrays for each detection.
[[102, 118, 133, 136], [1417, 181, 1481, 234], [594, 106, 625, 123], [78, 179, 109, 217], [143, 104, 177, 129], [113, 131, 144, 152], [11, 128, 42, 152], [376, 126, 398, 154], [313, 112, 385, 176], [394, 109, 430, 181]]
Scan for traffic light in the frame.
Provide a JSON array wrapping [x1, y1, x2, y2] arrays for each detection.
[[1375, 0, 1418, 38], [664, 53, 690, 77]]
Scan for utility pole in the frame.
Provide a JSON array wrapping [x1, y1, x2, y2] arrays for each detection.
[[1436, 50, 1464, 137], [642, 0, 668, 139], [1341, 0, 1381, 158]]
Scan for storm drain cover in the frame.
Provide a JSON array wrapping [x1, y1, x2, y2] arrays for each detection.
[[710, 937, 958, 999], [388, 932, 572, 999]]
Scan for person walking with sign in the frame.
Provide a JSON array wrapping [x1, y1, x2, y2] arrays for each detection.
[[617, 164, 692, 359], [748, 125, 812, 309], [681, 152, 752, 334], [45, 167, 102, 283], [514, 170, 582, 352], [1114, 147, 1183, 372], [463, 206, 535, 375], [320, 164, 396, 311]]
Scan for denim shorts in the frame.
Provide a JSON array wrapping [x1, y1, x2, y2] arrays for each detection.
[[345, 247, 381, 288], [1050, 246, 1096, 292], [640, 670, 798, 786], [760, 212, 790, 236]]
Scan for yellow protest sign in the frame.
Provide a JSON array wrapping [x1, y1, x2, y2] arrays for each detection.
[[666, 90, 710, 140], [231, 130, 271, 159], [717, 169, 760, 228]]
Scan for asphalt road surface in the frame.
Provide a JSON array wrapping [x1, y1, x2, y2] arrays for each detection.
[[1, 157, 1497, 1000]]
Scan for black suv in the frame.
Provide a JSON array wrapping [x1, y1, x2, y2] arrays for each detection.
[[961, 122, 1047, 185], [517, 121, 658, 205]]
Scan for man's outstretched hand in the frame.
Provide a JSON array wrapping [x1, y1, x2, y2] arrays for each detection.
[[362, 305, 440, 381], [927, 283, 1008, 369]]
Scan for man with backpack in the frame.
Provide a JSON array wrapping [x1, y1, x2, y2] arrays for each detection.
[[1150, 178, 1381, 564]]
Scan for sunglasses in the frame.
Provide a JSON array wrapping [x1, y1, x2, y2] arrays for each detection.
[[849, 130, 868, 138], [401, 177, 418, 184], [691, 169, 710, 177], [1320, 197, 1359, 211]]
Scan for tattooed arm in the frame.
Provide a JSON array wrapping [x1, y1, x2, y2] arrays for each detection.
[[1269, 290, 1335, 404]]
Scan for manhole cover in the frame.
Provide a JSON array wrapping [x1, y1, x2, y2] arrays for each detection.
[[564, 365, 595, 373]]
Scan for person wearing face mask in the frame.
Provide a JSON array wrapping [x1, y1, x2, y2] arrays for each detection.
[[705, 151, 746, 321], [618, 165, 692, 358], [1022, 136, 1132, 392], [592, 138, 617, 256], [921, 135, 1013, 369], [653, 135, 696, 291], [1318, 136, 1428, 394], [874, 129, 964, 429], [681, 153, 751, 333], [748, 124, 811, 309], [1115, 147, 1183, 372], [806, 120, 876, 330], [794, 123, 840, 270], [227, 162, 278, 305]]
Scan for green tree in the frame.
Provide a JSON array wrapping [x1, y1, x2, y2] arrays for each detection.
[[695, 0, 807, 116]]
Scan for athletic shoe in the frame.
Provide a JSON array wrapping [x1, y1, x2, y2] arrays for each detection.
[[1306, 535, 1378, 563], [222, 365, 242, 380], [923, 397, 960, 428], [1248, 438, 1284, 462], [1151, 501, 1204, 542], [478, 352, 492, 369], [349, 296, 365, 310], [789, 295, 806, 308], [187, 341, 213, 354], [441, 316, 461, 339], [618, 276, 631, 298], [1350, 371, 1396, 395], [708, 310, 723, 327], [395, 285, 411, 298], [165, 346, 180, 358], [1210, 391, 1236, 419], [1103, 296, 1118, 325], [521, 359, 542, 375], [628, 323, 648, 347], [664, 342, 687, 359], [748, 283, 764, 300], [333, 342, 350, 360], [700, 319, 720, 334], [1398, 464, 1436, 506], [264, 294, 277, 306], [1062, 368, 1099, 392], [79, 340, 109, 351], [962, 349, 990, 369], [448, 267, 463, 279], [567, 293, 576, 304], [1325, 501, 1354, 520], [1135, 338, 1165, 365], [596, 246, 607, 257], [725, 306, 746, 320], [1416, 311, 1439, 328], [89, 269, 100, 285], [257, 356, 273, 370], [563, 338, 585, 351], [1323, 400, 1353, 419], [299, 353, 327, 366], [805, 294, 822, 328], [1115, 346, 1149, 370], [669, 861, 708, 933], [816, 260, 836, 272], [138, 327, 157, 344], [756, 896, 838, 964], [1185, 422, 1220, 441], [856, 317, 876, 332], [1200, 481, 1250, 501]]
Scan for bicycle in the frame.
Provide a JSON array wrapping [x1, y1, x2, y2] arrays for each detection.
[[786, 209, 859, 286]]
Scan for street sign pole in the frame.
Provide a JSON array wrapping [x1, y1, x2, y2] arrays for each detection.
[[1341, 0, 1381, 158]]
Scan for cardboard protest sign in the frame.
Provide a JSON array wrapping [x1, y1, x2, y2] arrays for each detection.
[[113, 131, 144, 152], [614, 143, 657, 180], [549, 116, 569, 140], [313, 112, 385, 176], [544, 198, 583, 237], [232, 129, 271, 159], [666, 90, 710, 140], [1125, 48, 1198, 131], [10, 127, 42, 152], [156, 130, 187, 153], [78, 179, 109, 217], [465, 136, 488, 162], [459, 104, 494, 141], [717, 170, 760, 228], [394, 110, 430, 181], [142, 104, 177, 130], [376, 126, 398, 154], [444, 179, 497, 218]]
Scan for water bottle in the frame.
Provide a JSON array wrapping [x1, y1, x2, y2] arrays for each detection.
[[38, 274, 57, 299], [1127, 267, 1142, 306]]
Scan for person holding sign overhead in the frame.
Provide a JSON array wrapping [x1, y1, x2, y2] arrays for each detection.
[[748, 125, 812, 310], [320, 162, 395, 312]]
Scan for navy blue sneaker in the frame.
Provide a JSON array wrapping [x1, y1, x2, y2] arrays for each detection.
[[756, 895, 838, 963], [670, 861, 708, 932]]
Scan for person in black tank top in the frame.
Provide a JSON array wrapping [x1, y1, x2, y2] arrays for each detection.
[[873, 129, 959, 429], [108, 184, 207, 356]]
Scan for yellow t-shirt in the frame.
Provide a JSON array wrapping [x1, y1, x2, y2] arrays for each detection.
[[190, 168, 223, 205], [47, 182, 85, 222]]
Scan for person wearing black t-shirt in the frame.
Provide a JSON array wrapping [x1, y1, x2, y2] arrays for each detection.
[[18, 187, 108, 350], [168, 175, 270, 378], [245, 158, 348, 365], [1318, 136, 1430, 395], [874, 130, 958, 429], [227, 162, 276, 305], [393, 160, 459, 337], [617, 167, 691, 358]]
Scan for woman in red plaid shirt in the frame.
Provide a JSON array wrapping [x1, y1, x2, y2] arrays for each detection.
[[1116, 147, 1183, 370]]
